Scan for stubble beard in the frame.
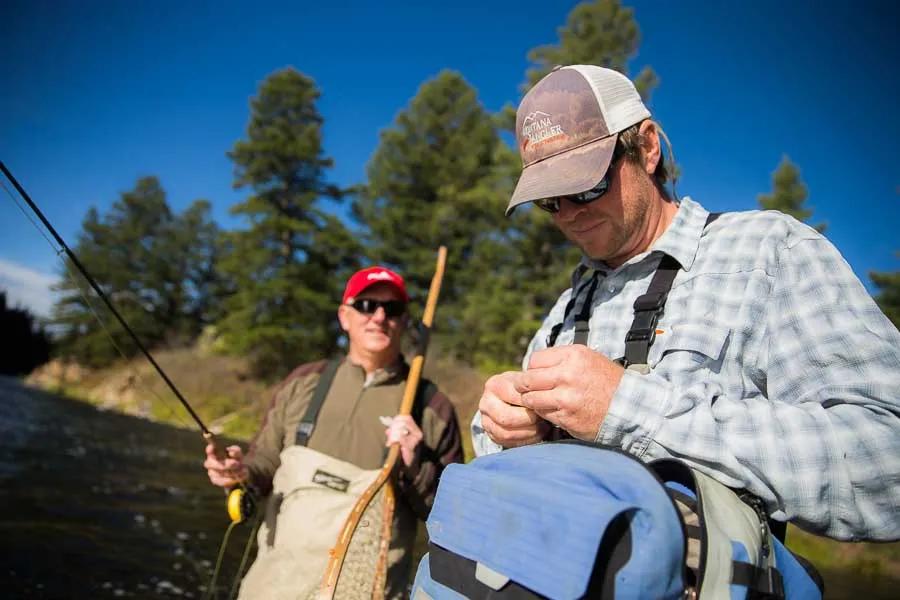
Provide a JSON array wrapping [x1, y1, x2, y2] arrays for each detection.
[[580, 189, 652, 265]]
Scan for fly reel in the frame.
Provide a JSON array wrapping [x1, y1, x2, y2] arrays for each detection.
[[227, 486, 256, 523]]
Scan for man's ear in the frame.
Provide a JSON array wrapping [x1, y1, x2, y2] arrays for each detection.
[[337, 304, 351, 332], [639, 120, 661, 175]]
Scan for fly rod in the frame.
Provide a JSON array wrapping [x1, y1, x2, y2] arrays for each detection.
[[0, 160, 223, 452]]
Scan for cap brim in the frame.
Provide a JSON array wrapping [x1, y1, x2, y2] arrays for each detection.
[[506, 135, 618, 216]]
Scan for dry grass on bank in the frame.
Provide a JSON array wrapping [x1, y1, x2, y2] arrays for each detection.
[[26, 349, 272, 440], [25, 346, 485, 447]]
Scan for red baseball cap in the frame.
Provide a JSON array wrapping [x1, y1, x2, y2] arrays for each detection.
[[342, 266, 409, 304]]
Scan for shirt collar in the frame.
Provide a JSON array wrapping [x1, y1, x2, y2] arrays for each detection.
[[345, 354, 407, 387], [576, 196, 709, 274], [647, 197, 708, 272]]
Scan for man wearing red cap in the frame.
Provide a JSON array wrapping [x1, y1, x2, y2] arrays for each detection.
[[204, 266, 462, 598]]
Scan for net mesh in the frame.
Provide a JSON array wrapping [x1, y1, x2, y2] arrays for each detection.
[[319, 484, 393, 600]]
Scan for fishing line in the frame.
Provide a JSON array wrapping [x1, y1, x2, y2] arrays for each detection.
[[1, 171, 192, 429], [1, 161, 257, 592], [1, 178, 59, 249], [200, 509, 262, 600], [0, 161, 214, 438], [228, 512, 263, 600]]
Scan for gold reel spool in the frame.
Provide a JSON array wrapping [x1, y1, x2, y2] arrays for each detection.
[[227, 487, 256, 523]]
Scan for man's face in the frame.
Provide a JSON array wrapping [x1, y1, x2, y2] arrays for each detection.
[[338, 282, 407, 359], [550, 157, 655, 266]]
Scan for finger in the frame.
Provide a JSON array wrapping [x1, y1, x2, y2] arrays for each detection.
[[223, 458, 244, 471], [518, 389, 564, 414], [511, 369, 559, 395], [390, 415, 420, 435], [392, 415, 414, 426], [482, 419, 543, 441], [226, 445, 243, 459], [385, 425, 407, 446], [209, 472, 239, 488], [484, 371, 520, 397], [526, 346, 571, 370], [385, 429, 401, 446], [482, 414, 547, 448], [482, 393, 542, 429], [386, 421, 408, 439]]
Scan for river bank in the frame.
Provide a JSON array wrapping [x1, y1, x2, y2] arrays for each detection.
[[0, 376, 253, 598]]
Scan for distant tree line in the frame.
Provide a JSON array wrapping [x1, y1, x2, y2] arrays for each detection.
[[0, 291, 51, 376], [46, 0, 899, 379]]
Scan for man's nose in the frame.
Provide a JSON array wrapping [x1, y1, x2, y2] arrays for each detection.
[[370, 306, 387, 322], [555, 198, 586, 221]]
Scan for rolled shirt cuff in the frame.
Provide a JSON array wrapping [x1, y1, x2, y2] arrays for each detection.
[[595, 369, 672, 458]]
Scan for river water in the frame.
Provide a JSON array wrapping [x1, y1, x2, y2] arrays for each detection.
[[0, 376, 254, 598]]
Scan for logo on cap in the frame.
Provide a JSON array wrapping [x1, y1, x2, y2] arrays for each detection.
[[366, 271, 395, 282], [521, 111, 566, 151]]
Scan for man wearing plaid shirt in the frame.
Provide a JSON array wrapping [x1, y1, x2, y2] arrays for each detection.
[[472, 65, 900, 541]]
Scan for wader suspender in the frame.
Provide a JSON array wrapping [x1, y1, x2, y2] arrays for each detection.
[[547, 212, 722, 371], [294, 357, 436, 447], [546, 266, 600, 348], [296, 357, 343, 446]]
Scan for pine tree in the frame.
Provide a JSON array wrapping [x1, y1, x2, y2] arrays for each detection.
[[51, 177, 222, 366], [0, 291, 51, 375], [158, 199, 225, 342], [870, 258, 900, 329], [758, 155, 826, 233], [353, 70, 512, 358], [217, 68, 358, 379], [498, 0, 658, 129], [526, 0, 657, 97]]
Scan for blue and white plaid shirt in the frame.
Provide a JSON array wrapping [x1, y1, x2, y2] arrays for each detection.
[[473, 197, 900, 541]]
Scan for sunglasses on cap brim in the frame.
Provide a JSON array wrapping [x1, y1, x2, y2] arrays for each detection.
[[347, 298, 407, 318]]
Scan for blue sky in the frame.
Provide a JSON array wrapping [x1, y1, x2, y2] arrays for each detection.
[[1, 0, 898, 317]]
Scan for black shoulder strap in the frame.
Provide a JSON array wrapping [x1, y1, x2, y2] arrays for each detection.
[[622, 254, 682, 369], [295, 357, 342, 446], [621, 211, 722, 370], [547, 269, 600, 348]]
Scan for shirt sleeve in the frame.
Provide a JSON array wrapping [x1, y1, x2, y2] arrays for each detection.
[[244, 377, 301, 496], [598, 235, 900, 541], [397, 388, 464, 519]]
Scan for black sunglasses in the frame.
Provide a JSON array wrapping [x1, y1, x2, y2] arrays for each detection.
[[348, 298, 407, 318], [534, 170, 614, 214]]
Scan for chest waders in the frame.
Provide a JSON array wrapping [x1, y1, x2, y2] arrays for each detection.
[[237, 359, 436, 600]]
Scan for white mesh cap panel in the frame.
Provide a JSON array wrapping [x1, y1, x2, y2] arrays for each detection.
[[564, 65, 650, 133]]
